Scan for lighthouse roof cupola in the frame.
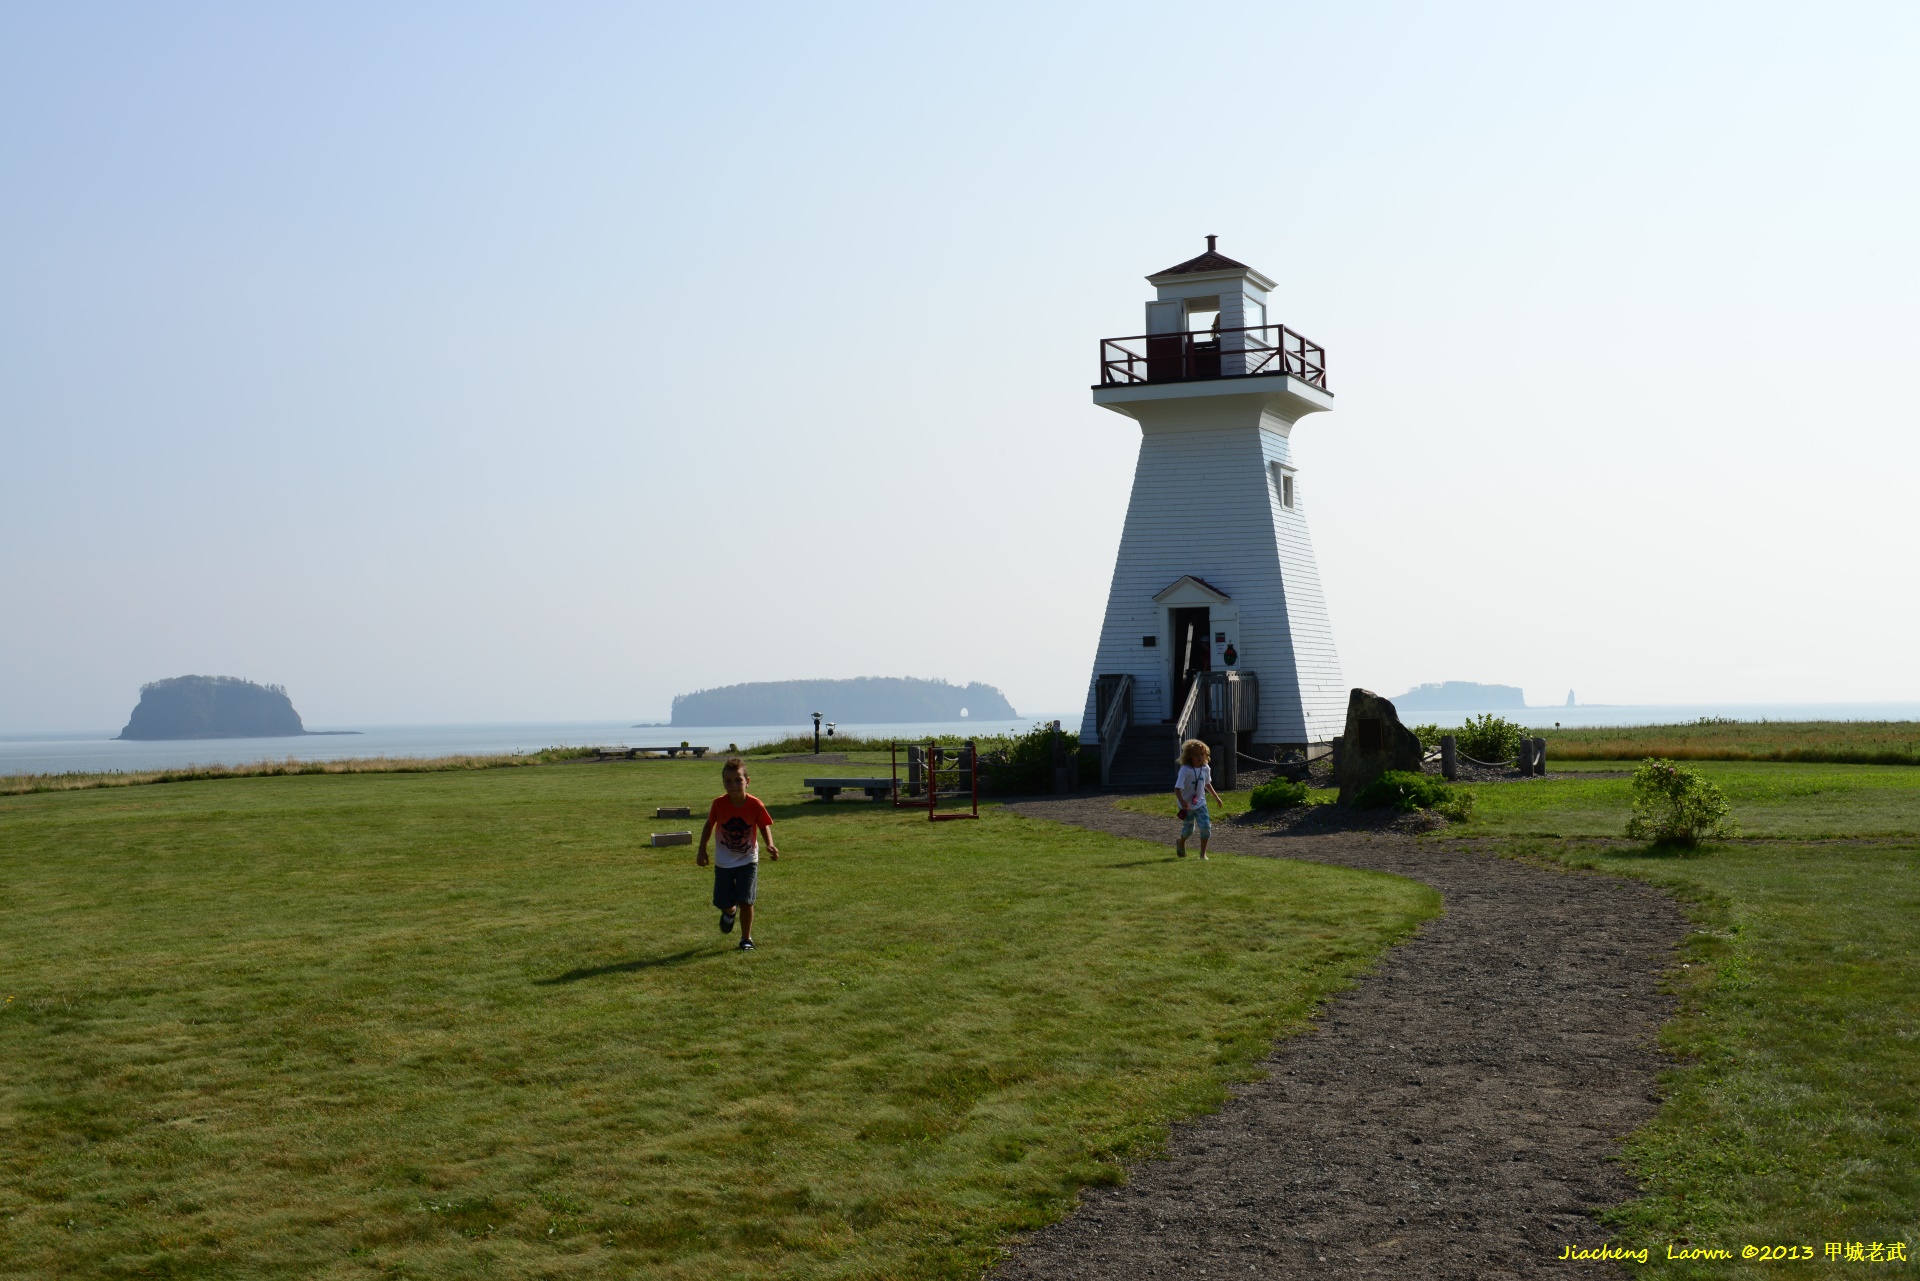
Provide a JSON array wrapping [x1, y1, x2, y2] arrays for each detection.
[[1138, 235, 1278, 360], [1148, 235, 1277, 295], [1145, 234, 1277, 329], [1096, 235, 1327, 394]]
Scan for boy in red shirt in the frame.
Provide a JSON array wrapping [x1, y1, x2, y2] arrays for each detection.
[[697, 757, 779, 951]]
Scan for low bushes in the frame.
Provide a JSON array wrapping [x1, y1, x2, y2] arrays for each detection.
[[743, 732, 955, 756], [1352, 770, 1474, 822], [1625, 758, 1735, 847], [979, 722, 1084, 794], [1249, 778, 1310, 810], [1404, 716, 1526, 763], [1457, 714, 1525, 763]]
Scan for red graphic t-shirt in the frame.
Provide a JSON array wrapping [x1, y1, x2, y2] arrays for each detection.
[[707, 794, 773, 868]]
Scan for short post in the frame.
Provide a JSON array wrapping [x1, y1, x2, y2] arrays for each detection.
[[1050, 720, 1068, 794], [1441, 734, 1457, 781], [811, 712, 822, 755], [1220, 681, 1241, 791], [907, 745, 923, 798], [1532, 737, 1547, 775]]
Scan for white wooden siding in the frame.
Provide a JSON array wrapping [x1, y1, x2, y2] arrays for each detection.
[[1080, 398, 1345, 746]]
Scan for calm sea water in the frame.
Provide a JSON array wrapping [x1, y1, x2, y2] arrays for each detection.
[[0, 717, 1069, 779], [6, 703, 1919, 779]]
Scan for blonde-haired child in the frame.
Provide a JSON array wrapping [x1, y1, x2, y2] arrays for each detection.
[[1173, 739, 1224, 859]]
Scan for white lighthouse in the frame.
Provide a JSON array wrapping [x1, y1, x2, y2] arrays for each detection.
[[1078, 238, 1345, 785]]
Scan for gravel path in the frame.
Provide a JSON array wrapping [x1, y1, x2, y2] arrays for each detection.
[[991, 798, 1688, 1281]]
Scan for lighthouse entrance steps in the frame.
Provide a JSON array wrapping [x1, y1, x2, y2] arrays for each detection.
[[1104, 723, 1180, 789]]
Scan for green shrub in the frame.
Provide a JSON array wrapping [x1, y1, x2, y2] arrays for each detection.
[[1249, 778, 1309, 810], [1412, 724, 1445, 751], [980, 722, 1080, 794], [1457, 714, 1524, 763], [1625, 758, 1735, 847], [1352, 770, 1471, 821]]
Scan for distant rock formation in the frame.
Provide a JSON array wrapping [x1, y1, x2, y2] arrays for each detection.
[[117, 675, 312, 740], [671, 677, 1017, 727], [1391, 681, 1528, 712]]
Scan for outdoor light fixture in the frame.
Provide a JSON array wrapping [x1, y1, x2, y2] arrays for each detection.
[[811, 712, 823, 754], [827, 722, 836, 739]]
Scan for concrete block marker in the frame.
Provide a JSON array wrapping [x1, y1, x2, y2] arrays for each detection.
[[655, 806, 691, 818], [650, 832, 693, 847]]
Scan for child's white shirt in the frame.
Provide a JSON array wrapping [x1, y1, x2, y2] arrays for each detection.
[[1175, 763, 1211, 809]]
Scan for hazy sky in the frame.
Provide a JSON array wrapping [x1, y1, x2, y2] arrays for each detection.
[[4, 2, 1917, 731]]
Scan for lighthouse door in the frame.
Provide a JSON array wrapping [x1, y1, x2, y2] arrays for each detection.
[[1168, 606, 1212, 720], [1145, 300, 1183, 382]]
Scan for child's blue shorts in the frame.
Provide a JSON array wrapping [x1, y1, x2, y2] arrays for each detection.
[[713, 862, 758, 909], [1180, 805, 1211, 840]]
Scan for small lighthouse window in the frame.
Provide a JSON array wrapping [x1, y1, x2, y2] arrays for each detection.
[[1270, 462, 1295, 510]]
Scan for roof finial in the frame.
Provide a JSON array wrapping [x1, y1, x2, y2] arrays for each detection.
[[1206, 234, 1217, 253]]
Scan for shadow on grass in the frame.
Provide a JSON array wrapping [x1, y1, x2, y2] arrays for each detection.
[[536, 947, 716, 985], [1099, 857, 1179, 868], [759, 800, 904, 822], [1611, 840, 1724, 861]]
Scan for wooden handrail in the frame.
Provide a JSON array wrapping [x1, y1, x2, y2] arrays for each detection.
[[1099, 323, 1328, 389], [1173, 678, 1202, 761]]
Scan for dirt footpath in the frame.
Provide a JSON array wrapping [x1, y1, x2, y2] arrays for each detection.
[[992, 798, 1688, 1281]]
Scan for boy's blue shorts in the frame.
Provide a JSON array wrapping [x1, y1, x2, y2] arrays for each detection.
[[1180, 805, 1211, 840], [713, 862, 758, 909]]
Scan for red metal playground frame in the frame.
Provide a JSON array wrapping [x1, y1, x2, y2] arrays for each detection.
[[889, 740, 981, 821]]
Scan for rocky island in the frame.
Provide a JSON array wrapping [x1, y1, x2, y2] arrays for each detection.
[[1391, 681, 1529, 712], [116, 675, 354, 740], [668, 677, 1016, 727]]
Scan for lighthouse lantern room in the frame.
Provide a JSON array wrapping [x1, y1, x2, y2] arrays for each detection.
[[1080, 238, 1345, 787]]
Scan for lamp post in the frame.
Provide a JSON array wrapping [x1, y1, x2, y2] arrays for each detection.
[[827, 722, 836, 741], [811, 712, 822, 755]]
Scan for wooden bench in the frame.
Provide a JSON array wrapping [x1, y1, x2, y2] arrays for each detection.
[[598, 746, 710, 760], [804, 777, 895, 802]]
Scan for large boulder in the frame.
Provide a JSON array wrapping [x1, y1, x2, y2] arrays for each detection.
[[1333, 688, 1424, 802]]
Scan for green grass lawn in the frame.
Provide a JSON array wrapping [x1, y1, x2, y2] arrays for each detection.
[[1446, 763, 1920, 1271], [1063, 758, 1920, 1271], [1528, 834, 1920, 1274], [1126, 761, 1920, 1271], [0, 760, 1436, 1280], [1111, 758, 1920, 839], [1538, 719, 1920, 765], [1465, 761, 1920, 839]]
